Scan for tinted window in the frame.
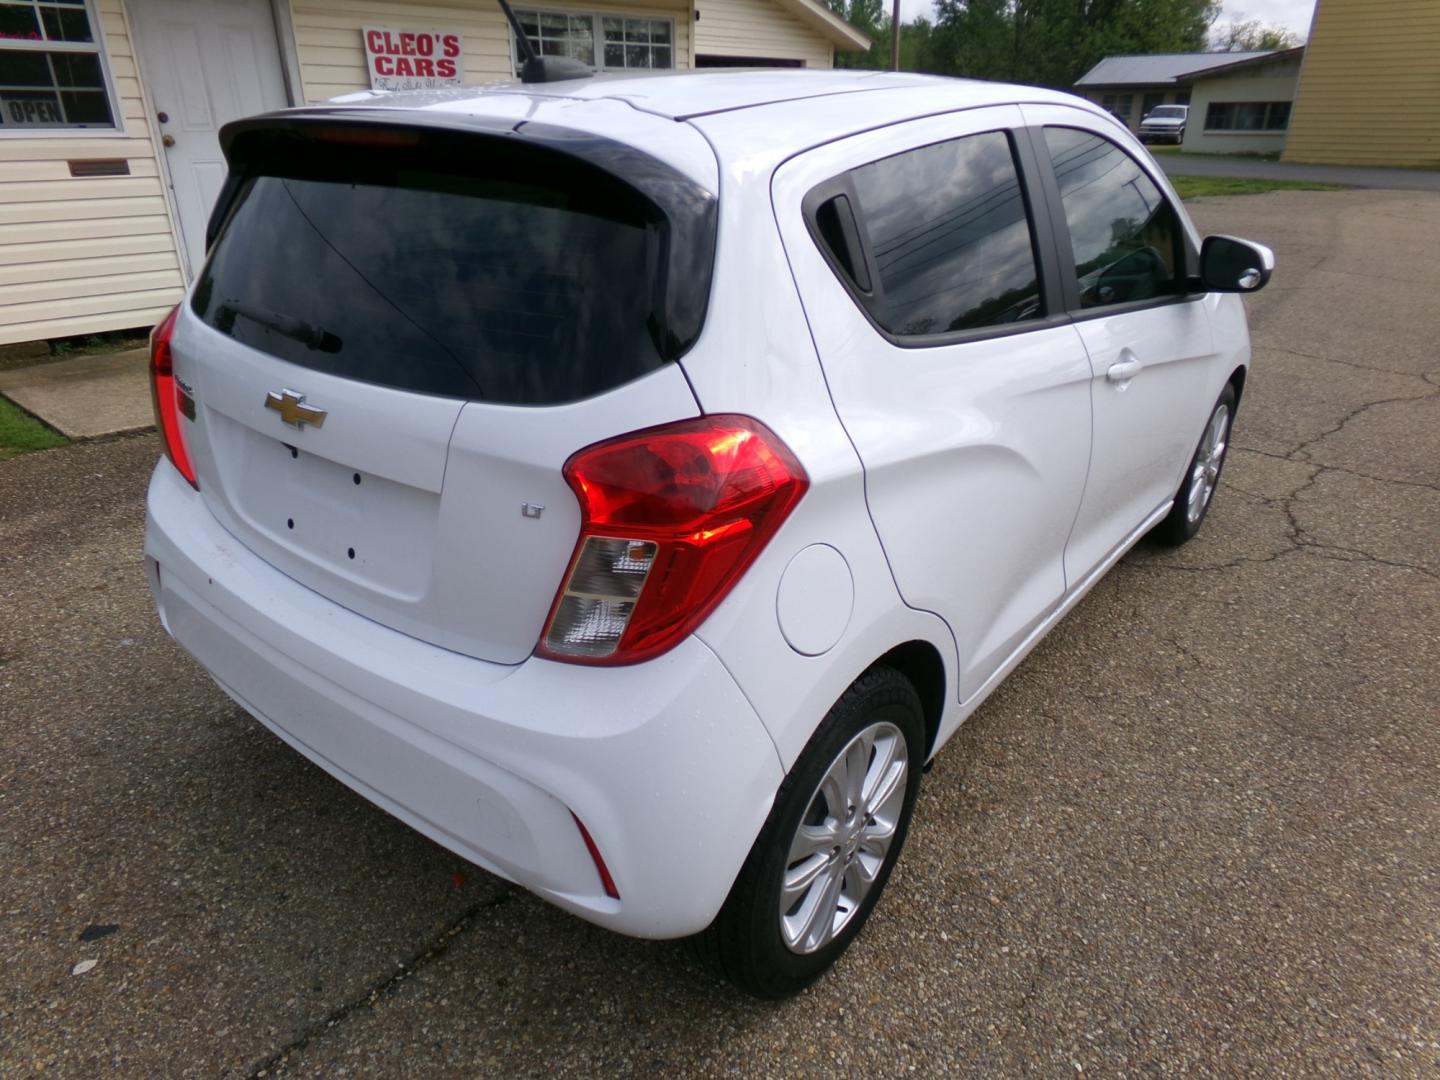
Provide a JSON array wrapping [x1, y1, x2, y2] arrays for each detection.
[[1045, 127, 1183, 309], [194, 135, 694, 405], [838, 131, 1043, 337]]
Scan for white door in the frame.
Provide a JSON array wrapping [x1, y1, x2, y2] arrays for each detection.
[[130, 0, 290, 277], [773, 107, 1094, 702], [1025, 114, 1222, 582]]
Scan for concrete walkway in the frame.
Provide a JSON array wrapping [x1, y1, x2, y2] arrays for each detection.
[[0, 348, 151, 438], [1156, 153, 1440, 192]]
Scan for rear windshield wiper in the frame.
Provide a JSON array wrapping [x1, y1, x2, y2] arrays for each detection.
[[218, 301, 342, 353]]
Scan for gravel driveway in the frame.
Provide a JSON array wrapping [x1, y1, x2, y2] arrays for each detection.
[[2, 189, 1437, 1077]]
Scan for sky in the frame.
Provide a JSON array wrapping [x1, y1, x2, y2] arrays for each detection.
[[894, 0, 1319, 38]]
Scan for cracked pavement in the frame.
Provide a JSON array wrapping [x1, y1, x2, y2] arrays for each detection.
[[2, 189, 1438, 1076]]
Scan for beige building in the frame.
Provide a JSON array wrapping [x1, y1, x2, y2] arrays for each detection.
[[1072, 51, 1277, 132], [1283, 0, 1440, 167], [0, 0, 868, 347], [1181, 47, 1304, 157]]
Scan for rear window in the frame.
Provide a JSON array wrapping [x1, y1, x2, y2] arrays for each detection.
[[193, 127, 713, 405]]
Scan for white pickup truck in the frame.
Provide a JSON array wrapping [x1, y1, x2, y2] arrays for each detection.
[[1140, 104, 1190, 144]]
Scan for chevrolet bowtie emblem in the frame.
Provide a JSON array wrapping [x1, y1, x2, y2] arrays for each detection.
[[264, 389, 327, 430]]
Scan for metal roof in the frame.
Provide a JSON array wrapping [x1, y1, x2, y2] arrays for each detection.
[[1075, 51, 1277, 88]]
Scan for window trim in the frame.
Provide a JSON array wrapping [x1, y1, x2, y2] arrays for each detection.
[[0, 0, 124, 138], [802, 126, 1070, 352], [508, 8, 676, 75], [1026, 123, 1203, 323]]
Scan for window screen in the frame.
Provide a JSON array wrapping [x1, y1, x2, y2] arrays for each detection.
[[514, 10, 673, 71], [1044, 127, 1183, 310], [0, 0, 115, 130], [1205, 101, 1292, 131], [834, 130, 1044, 337]]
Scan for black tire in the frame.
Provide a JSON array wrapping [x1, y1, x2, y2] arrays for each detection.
[[687, 667, 925, 998], [1151, 383, 1236, 546]]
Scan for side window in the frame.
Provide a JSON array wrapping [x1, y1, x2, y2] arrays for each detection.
[[1044, 127, 1184, 310], [814, 130, 1044, 339]]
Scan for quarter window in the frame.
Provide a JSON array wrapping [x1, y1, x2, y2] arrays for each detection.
[[513, 9, 672, 71], [1044, 127, 1183, 310], [0, 0, 116, 131], [823, 131, 1044, 338]]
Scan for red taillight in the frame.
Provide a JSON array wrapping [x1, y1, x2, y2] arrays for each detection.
[[538, 415, 808, 666], [149, 304, 198, 489]]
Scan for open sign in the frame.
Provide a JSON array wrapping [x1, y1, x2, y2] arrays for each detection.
[[363, 25, 464, 91], [1, 95, 64, 126]]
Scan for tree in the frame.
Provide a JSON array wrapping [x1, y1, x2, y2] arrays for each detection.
[[1210, 18, 1302, 51], [919, 0, 1222, 88], [824, 0, 887, 67]]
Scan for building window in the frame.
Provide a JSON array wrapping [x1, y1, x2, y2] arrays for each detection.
[[514, 10, 672, 72], [1099, 93, 1134, 123], [0, 0, 117, 130], [1141, 92, 1164, 117], [1174, 91, 1191, 106], [1204, 101, 1292, 132]]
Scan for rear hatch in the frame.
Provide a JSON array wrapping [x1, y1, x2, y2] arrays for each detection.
[[170, 112, 717, 664]]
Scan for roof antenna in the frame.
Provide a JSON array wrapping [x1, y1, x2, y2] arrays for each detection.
[[495, 0, 592, 83]]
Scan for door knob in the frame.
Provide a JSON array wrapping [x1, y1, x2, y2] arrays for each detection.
[[162, 134, 176, 148]]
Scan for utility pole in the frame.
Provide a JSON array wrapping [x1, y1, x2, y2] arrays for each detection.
[[891, 0, 901, 70]]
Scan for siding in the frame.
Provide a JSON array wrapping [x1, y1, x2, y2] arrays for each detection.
[[1283, 0, 1440, 167], [0, 0, 185, 346], [290, 0, 693, 100], [694, 0, 833, 68], [1182, 56, 1302, 156]]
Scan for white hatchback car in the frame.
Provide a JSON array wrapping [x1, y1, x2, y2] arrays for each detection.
[[144, 70, 1272, 998]]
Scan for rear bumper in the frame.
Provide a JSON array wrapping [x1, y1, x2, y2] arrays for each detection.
[[143, 462, 784, 938]]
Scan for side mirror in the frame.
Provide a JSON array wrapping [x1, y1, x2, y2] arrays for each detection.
[[1198, 235, 1275, 293]]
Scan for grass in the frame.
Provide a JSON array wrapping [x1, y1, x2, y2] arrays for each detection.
[[1148, 146, 1282, 161], [0, 395, 68, 460], [1171, 175, 1349, 200]]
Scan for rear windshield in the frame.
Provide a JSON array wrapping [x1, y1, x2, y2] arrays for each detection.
[[193, 128, 713, 405]]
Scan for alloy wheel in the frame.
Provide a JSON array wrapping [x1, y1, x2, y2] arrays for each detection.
[[779, 721, 909, 954], [1186, 403, 1230, 524]]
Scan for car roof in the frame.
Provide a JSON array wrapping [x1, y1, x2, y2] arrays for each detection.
[[316, 70, 1109, 188], [332, 69, 1093, 125]]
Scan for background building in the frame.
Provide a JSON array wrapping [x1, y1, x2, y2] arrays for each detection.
[[1182, 47, 1304, 157], [1072, 51, 1276, 131], [1283, 0, 1440, 167], [0, 0, 868, 347]]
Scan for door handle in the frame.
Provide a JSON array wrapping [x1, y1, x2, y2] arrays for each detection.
[[162, 134, 176, 148], [1106, 359, 1142, 383]]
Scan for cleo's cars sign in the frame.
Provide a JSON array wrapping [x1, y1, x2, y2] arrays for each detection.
[[363, 26, 463, 91]]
